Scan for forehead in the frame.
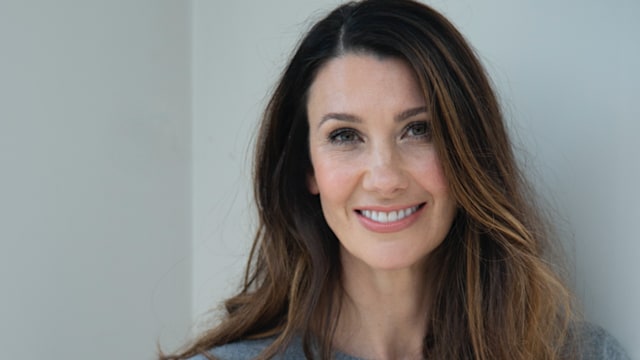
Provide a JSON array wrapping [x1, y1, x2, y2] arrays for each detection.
[[307, 54, 426, 116]]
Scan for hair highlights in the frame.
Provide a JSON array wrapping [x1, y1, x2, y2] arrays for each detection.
[[162, 1, 577, 359]]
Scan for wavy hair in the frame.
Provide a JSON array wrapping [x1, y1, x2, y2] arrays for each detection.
[[162, 0, 577, 359]]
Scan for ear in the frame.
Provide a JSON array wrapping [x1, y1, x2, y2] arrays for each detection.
[[307, 171, 319, 195]]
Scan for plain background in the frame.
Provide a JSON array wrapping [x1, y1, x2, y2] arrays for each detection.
[[1, 0, 637, 359], [0, 1, 192, 359]]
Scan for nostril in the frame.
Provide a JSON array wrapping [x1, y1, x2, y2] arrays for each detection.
[[362, 164, 409, 194]]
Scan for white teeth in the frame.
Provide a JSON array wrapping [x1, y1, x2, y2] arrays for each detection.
[[360, 205, 420, 223]]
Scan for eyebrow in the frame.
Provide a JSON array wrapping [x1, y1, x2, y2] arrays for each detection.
[[317, 106, 428, 129]]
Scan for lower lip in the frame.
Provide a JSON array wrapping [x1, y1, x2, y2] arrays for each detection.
[[356, 205, 425, 233]]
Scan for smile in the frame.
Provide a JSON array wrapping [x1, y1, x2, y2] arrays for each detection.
[[356, 203, 425, 224]]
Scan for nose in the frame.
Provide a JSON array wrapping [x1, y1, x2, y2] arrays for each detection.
[[362, 144, 409, 197]]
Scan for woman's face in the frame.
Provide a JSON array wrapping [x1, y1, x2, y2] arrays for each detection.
[[306, 54, 457, 272]]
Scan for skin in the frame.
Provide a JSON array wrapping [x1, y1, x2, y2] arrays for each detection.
[[306, 54, 458, 359]]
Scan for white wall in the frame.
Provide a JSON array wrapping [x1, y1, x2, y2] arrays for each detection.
[[192, 0, 639, 357], [0, 1, 191, 359]]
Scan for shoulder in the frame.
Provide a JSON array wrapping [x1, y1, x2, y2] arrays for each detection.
[[211, 337, 273, 359], [187, 336, 297, 360], [575, 322, 630, 360], [187, 336, 363, 360], [186, 337, 274, 360]]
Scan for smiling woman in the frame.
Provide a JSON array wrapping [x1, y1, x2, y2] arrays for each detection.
[[306, 55, 457, 275], [161, 0, 629, 359]]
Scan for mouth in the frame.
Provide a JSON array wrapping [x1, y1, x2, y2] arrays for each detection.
[[355, 203, 426, 224]]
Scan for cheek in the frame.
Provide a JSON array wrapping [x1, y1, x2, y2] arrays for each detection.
[[311, 151, 361, 200], [315, 162, 355, 194], [410, 151, 451, 195]]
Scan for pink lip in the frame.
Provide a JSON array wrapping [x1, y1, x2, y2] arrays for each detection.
[[355, 203, 422, 212], [355, 203, 425, 233]]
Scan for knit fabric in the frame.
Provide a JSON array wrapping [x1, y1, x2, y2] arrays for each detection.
[[189, 322, 629, 360]]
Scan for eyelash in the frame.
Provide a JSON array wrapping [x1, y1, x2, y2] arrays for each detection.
[[403, 121, 432, 140], [328, 128, 361, 144], [327, 121, 432, 145]]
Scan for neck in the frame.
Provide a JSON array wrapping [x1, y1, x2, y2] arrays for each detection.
[[333, 252, 434, 360]]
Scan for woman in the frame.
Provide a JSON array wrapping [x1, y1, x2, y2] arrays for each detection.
[[163, 1, 628, 359]]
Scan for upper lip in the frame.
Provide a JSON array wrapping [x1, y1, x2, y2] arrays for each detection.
[[354, 202, 425, 212]]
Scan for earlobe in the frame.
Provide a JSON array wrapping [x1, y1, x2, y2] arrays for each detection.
[[307, 173, 319, 195]]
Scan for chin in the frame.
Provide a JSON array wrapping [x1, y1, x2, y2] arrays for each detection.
[[343, 246, 432, 273]]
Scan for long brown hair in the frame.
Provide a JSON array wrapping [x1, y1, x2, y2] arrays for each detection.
[[162, 1, 577, 358]]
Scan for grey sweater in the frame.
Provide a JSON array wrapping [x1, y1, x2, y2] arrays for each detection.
[[191, 323, 629, 360]]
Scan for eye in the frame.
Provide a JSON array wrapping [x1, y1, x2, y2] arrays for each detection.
[[328, 128, 362, 144], [403, 121, 431, 141]]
